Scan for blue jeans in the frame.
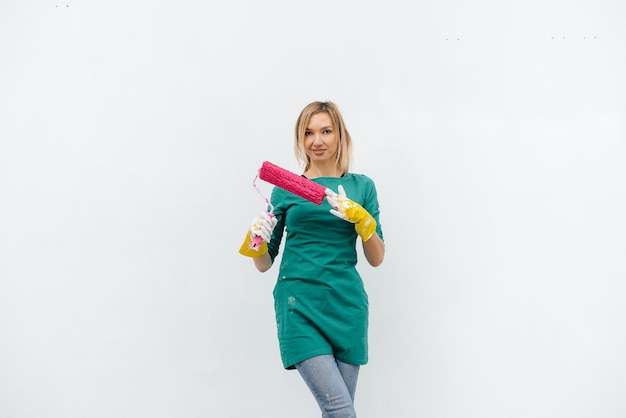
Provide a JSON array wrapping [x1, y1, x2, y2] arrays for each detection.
[[295, 355, 360, 418]]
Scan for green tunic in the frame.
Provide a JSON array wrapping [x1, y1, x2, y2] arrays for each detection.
[[267, 173, 384, 369]]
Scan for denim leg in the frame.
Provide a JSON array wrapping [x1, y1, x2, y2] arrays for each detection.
[[295, 355, 359, 418], [336, 359, 360, 401]]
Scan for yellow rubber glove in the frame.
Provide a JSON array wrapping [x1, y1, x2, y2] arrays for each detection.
[[238, 212, 277, 257], [325, 185, 377, 241]]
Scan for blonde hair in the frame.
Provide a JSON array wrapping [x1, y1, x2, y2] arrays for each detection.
[[294, 101, 353, 175]]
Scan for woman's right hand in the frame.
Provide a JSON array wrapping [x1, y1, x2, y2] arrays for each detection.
[[249, 211, 277, 243], [239, 211, 277, 258]]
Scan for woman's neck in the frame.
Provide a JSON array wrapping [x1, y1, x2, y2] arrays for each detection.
[[304, 162, 342, 179]]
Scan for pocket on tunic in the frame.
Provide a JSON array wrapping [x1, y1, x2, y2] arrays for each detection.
[[274, 278, 331, 335]]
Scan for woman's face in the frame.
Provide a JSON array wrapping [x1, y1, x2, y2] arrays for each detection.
[[304, 112, 338, 166]]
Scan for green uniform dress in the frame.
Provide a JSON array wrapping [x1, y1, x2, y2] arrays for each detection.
[[267, 173, 384, 369]]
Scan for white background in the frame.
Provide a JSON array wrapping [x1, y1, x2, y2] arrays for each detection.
[[1, 1, 625, 417]]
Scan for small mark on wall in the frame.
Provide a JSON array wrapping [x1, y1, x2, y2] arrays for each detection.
[[443, 35, 600, 42], [545, 35, 599, 40]]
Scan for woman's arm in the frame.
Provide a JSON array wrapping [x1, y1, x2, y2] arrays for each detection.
[[253, 252, 273, 272], [362, 233, 384, 267]]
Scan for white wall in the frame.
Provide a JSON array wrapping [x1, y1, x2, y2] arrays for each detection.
[[1, 1, 625, 417]]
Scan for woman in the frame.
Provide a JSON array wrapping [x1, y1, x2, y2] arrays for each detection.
[[239, 101, 385, 417]]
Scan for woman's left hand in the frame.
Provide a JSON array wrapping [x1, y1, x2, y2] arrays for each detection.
[[325, 185, 377, 241]]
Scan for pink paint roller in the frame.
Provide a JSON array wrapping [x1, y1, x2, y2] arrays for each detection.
[[250, 161, 327, 250], [259, 161, 327, 204]]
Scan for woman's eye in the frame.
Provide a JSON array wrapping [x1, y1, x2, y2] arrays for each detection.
[[304, 131, 312, 136], [323, 129, 332, 134]]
